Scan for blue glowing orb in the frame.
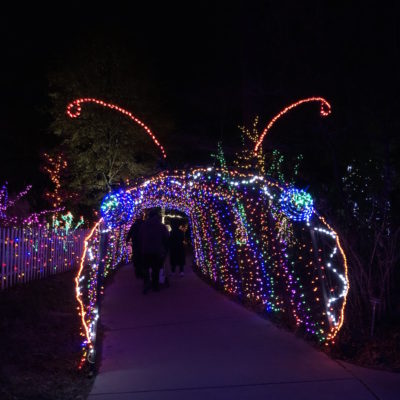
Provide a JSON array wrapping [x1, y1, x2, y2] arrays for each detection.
[[279, 188, 314, 221], [101, 190, 134, 228]]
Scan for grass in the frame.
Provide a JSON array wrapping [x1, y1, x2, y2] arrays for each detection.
[[0, 271, 95, 400]]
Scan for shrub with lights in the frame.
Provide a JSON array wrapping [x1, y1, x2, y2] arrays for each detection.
[[73, 97, 349, 368]]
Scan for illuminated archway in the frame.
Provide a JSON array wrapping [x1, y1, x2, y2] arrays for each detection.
[[71, 97, 349, 368], [76, 167, 348, 368]]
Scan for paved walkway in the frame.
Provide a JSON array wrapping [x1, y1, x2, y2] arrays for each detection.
[[89, 264, 400, 400]]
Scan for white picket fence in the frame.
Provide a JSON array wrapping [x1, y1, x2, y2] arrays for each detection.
[[0, 226, 88, 290]]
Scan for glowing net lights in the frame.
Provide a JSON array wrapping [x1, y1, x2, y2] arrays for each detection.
[[280, 188, 314, 222], [100, 190, 134, 229], [66, 98, 167, 159]]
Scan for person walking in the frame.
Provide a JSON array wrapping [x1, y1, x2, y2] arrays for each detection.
[[169, 220, 186, 276], [139, 208, 169, 293], [126, 213, 145, 279]]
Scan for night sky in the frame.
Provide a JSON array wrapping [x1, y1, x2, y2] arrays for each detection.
[[1, 3, 399, 198]]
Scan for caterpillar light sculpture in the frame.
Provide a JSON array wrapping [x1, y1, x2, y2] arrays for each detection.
[[71, 97, 349, 368]]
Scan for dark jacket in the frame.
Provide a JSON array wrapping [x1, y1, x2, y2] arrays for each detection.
[[169, 227, 185, 266], [127, 219, 143, 251], [139, 214, 169, 256]]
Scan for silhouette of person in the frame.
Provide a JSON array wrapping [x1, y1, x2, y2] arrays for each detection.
[[139, 208, 169, 293], [169, 220, 186, 276], [126, 212, 146, 278]]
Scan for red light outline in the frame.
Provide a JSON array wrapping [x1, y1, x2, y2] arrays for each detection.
[[254, 97, 332, 154], [66, 98, 167, 159]]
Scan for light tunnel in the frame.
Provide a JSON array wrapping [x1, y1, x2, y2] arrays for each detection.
[[76, 166, 349, 367]]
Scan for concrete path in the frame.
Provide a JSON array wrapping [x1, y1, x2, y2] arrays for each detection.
[[89, 264, 400, 400]]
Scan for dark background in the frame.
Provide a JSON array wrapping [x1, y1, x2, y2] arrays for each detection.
[[0, 2, 398, 198]]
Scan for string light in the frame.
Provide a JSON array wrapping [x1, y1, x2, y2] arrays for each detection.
[[100, 190, 134, 229], [23, 207, 65, 225], [75, 95, 348, 369], [0, 182, 62, 227], [280, 188, 314, 222], [66, 98, 167, 159], [1, 225, 85, 287], [75, 221, 101, 368], [5, 184, 32, 209], [52, 212, 84, 234], [234, 117, 266, 174], [77, 167, 349, 366], [254, 97, 331, 153], [43, 153, 69, 211], [0, 183, 32, 224]]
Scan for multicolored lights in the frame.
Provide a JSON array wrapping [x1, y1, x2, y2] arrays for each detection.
[[74, 96, 349, 369], [280, 188, 314, 222], [101, 190, 135, 229], [76, 167, 349, 367]]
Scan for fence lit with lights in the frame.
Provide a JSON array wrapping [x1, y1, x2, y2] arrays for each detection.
[[0, 226, 87, 290]]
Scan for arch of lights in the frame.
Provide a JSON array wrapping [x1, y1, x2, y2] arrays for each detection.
[[73, 97, 349, 368]]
